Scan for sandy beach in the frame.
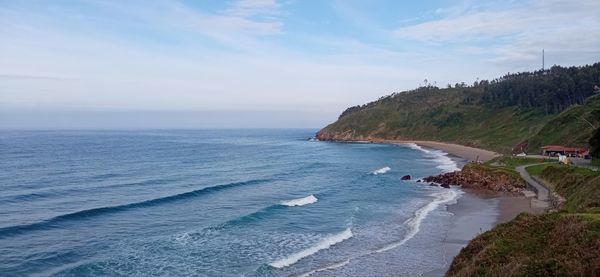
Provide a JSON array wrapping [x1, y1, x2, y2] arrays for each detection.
[[406, 141, 543, 276], [422, 192, 543, 276], [388, 140, 500, 162]]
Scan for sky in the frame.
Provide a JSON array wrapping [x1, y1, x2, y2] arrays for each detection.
[[1, 0, 599, 129]]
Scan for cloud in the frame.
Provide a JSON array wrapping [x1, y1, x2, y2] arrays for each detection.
[[2, 0, 598, 128], [394, 0, 600, 66], [225, 0, 280, 17], [195, 0, 283, 37]]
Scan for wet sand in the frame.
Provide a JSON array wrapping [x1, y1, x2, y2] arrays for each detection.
[[374, 139, 540, 276], [399, 140, 500, 162], [404, 140, 540, 276], [333, 138, 501, 162], [422, 192, 541, 276]]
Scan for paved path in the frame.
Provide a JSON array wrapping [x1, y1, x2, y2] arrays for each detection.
[[515, 164, 549, 201]]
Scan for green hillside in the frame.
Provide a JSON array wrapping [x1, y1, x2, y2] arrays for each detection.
[[318, 86, 551, 153], [526, 93, 600, 152], [539, 166, 600, 213], [447, 167, 600, 276], [317, 63, 600, 154], [446, 213, 600, 276]]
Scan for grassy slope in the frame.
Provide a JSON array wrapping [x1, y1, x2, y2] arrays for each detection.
[[539, 166, 600, 213], [526, 93, 600, 152], [319, 88, 600, 154], [525, 163, 553, 177], [485, 156, 554, 173], [464, 163, 522, 179], [446, 213, 600, 276], [447, 167, 600, 276], [319, 88, 550, 153]]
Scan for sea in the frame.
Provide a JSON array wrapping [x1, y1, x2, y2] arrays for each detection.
[[0, 129, 471, 276]]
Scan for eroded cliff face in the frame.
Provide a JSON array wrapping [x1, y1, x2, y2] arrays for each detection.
[[315, 129, 356, 141], [315, 132, 374, 141], [423, 163, 525, 194], [315, 129, 404, 142]]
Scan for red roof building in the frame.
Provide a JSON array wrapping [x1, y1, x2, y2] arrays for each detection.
[[541, 145, 588, 157]]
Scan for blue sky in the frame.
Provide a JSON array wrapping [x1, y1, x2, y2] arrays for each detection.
[[1, 0, 599, 128]]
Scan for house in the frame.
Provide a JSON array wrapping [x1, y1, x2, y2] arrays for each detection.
[[541, 145, 589, 158]]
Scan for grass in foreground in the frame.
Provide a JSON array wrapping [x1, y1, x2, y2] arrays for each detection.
[[446, 213, 600, 276], [448, 161, 600, 276]]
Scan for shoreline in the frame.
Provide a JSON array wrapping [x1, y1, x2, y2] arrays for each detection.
[[320, 138, 540, 275], [422, 191, 541, 276], [405, 142, 541, 276], [386, 139, 500, 162], [323, 138, 501, 162]]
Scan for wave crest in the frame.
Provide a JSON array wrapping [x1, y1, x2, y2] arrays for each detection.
[[269, 228, 353, 269], [281, 195, 318, 207], [375, 189, 461, 253], [0, 179, 270, 239], [403, 143, 460, 173], [372, 166, 391, 175]]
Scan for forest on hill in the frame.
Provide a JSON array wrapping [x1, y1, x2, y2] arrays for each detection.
[[317, 63, 600, 154]]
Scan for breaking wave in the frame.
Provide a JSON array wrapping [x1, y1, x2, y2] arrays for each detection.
[[404, 143, 460, 173], [280, 195, 318, 207], [372, 166, 391, 175], [269, 228, 353, 269], [293, 189, 462, 275], [375, 189, 461, 253]]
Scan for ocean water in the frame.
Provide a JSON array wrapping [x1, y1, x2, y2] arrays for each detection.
[[0, 129, 464, 276]]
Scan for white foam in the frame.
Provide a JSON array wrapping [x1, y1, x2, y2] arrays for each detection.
[[403, 143, 460, 173], [375, 189, 461, 253], [298, 259, 351, 277], [404, 142, 428, 152], [174, 232, 190, 243], [280, 195, 318, 207], [279, 189, 462, 275], [269, 228, 353, 268], [372, 166, 391, 175]]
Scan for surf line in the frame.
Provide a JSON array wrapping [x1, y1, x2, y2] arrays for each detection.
[[404, 143, 460, 173], [280, 189, 461, 276]]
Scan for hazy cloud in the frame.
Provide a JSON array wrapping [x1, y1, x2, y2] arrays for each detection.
[[394, 0, 600, 66], [1, 0, 598, 128]]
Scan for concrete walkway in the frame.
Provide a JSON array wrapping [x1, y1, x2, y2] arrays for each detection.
[[515, 164, 549, 201]]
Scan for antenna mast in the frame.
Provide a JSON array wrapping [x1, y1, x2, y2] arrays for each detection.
[[542, 49, 545, 71]]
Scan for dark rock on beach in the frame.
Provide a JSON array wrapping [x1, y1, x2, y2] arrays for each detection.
[[401, 175, 411, 180], [422, 163, 525, 194]]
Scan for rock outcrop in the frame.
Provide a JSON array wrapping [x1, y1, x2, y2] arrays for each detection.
[[423, 163, 525, 194]]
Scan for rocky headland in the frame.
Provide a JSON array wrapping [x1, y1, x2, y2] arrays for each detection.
[[423, 163, 526, 194]]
